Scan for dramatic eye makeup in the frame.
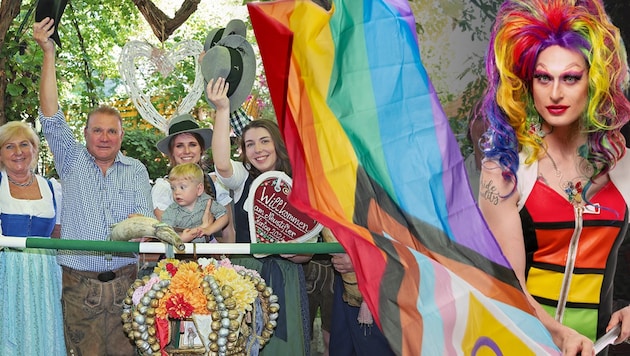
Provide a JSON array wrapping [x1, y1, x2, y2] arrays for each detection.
[[561, 71, 583, 84], [533, 71, 551, 83], [532, 70, 583, 84]]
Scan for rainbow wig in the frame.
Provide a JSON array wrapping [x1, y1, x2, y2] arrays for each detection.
[[481, 0, 630, 184]]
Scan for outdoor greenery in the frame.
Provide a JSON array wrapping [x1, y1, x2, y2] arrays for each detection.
[[1, 0, 255, 179], [121, 127, 170, 181], [4, 0, 142, 122]]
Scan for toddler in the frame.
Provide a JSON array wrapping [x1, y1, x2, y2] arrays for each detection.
[[161, 163, 227, 242]]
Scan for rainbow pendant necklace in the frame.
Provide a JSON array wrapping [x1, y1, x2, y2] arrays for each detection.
[[543, 147, 585, 206], [561, 180, 583, 205]]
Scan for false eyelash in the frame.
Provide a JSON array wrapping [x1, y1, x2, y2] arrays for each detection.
[[563, 74, 583, 81]]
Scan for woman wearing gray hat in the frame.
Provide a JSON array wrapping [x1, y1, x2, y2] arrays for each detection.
[[152, 114, 233, 242]]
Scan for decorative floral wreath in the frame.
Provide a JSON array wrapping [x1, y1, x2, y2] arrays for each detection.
[[122, 257, 279, 356]]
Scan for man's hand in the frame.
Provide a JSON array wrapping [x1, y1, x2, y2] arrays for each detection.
[[33, 18, 56, 54], [331, 253, 354, 274]]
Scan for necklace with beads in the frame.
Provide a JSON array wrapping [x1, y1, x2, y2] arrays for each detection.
[[7, 173, 34, 187]]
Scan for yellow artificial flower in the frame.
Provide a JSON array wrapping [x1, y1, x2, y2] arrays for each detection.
[[213, 266, 258, 313], [154, 258, 180, 280]]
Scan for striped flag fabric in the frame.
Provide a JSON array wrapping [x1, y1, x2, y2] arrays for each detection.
[[247, 0, 561, 354]]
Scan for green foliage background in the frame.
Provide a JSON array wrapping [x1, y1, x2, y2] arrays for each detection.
[[3, 0, 253, 180]]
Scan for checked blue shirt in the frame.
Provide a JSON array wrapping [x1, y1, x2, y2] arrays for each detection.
[[39, 109, 154, 272]]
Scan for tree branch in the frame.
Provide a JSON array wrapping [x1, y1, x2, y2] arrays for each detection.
[[132, 0, 200, 42]]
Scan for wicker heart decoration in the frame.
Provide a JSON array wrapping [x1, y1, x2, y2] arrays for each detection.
[[119, 40, 204, 133]]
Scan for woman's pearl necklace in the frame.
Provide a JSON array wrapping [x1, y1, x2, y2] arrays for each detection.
[[7, 173, 34, 187]]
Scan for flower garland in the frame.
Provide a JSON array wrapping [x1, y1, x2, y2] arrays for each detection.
[[122, 257, 279, 356]]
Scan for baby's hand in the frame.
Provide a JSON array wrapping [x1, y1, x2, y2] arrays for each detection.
[[181, 228, 203, 242], [192, 227, 205, 238], [206, 77, 230, 111]]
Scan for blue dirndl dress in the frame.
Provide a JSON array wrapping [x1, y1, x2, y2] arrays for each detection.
[[0, 172, 67, 355]]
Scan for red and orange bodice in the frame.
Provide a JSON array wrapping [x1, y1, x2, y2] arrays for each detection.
[[521, 179, 628, 341]]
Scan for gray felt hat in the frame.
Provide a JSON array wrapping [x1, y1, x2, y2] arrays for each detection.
[[204, 19, 247, 51], [156, 114, 213, 155], [201, 34, 256, 113]]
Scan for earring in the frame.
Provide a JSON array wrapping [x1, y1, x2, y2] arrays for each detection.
[[528, 117, 552, 139], [531, 122, 546, 138], [245, 162, 251, 170]]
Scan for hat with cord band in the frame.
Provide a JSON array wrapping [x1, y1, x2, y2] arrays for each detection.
[[201, 34, 256, 113], [156, 114, 213, 155], [204, 19, 247, 52]]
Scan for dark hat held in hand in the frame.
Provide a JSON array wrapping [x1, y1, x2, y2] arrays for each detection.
[[35, 0, 68, 48]]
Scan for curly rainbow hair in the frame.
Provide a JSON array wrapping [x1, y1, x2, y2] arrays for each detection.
[[481, 0, 630, 183]]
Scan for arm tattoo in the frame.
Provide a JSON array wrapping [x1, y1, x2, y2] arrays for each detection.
[[480, 179, 500, 205]]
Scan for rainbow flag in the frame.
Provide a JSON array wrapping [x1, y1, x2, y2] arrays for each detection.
[[248, 0, 561, 354]]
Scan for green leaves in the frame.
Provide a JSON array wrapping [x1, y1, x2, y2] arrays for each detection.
[[121, 127, 169, 181], [6, 83, 24, 96]]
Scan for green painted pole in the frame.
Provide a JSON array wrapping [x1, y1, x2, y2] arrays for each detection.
[[25, 238, 140, 252], [16, 238, 345, 254]]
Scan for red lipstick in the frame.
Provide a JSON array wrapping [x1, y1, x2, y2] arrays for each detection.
[[546, 105, 568, 115]]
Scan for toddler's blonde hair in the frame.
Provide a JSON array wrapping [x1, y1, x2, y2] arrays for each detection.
[[169, 163, 204, 185]]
